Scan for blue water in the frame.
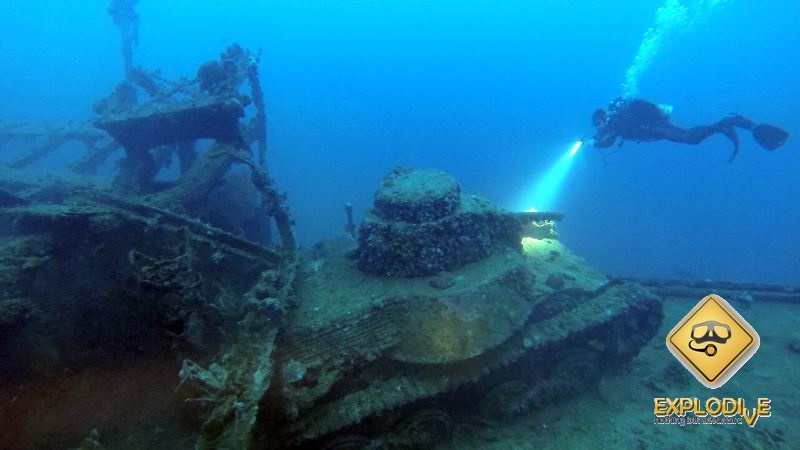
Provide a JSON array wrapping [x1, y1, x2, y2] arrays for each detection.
[[1, 0, 798, 284]]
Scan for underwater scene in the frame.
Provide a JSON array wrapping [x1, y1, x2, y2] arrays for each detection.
[[0, 0, 798, 448]]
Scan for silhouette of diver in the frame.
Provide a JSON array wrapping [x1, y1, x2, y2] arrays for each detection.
[[589, 97, 789, 161]]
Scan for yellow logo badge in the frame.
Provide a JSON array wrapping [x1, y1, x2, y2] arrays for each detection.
[[666, 294, 759, 389]]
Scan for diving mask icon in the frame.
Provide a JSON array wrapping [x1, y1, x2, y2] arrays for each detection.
[[667, 294, 759, 389], [688, 320, 731, 357]]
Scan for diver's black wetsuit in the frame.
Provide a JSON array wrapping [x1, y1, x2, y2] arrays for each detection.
[[590, 97, 788, 161]]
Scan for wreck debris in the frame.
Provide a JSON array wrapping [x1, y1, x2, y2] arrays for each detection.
[[107, 0, 140, 73], [0, 176, 292, 447], [1, 39, 292, 251], [92, 42, 267, 180], [97, 99, 245, 154], [147, 143, 251, 214], [0, 121, 117, 174], [90, 42, 295, 250], [171, 230, 294, 449], [625, 277, 800, 305], [177, 325, 279, 449], [343, 202, 356, 239], [79, 188, 283, 264], [245, 49, 269, 167], [513, 210, 565, 222], [129, 231, 208, 346]]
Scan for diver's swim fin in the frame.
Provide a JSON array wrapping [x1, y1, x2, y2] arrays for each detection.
[[752, 124, 789, 150]]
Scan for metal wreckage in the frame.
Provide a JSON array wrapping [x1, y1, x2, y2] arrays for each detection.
[[0, 39, 632, 447], [0, 43, 665, 449], [2, 39, 798, 448]]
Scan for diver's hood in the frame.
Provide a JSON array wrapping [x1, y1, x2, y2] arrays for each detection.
[[753, 124, 789, 150]]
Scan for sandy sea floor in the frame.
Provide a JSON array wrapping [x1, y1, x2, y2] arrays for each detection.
[[439, 295, 799, 450]]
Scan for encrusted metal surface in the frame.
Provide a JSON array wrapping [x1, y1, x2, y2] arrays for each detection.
[[265, 238, 663, 445]]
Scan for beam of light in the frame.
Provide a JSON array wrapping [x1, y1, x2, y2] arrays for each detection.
[[567, 140, 583, 158], [517, 140, 583, 212]]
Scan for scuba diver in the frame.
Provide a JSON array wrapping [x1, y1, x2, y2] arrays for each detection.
[[589, 97, 789, 161]]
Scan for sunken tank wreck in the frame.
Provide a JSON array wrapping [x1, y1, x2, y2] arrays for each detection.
[[0, 24, 664, 449], [272, 168, 663, 447], [0, 156, 663, 448]]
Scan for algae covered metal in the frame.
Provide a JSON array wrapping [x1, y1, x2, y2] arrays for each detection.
[[264, 168, 663, 447]]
